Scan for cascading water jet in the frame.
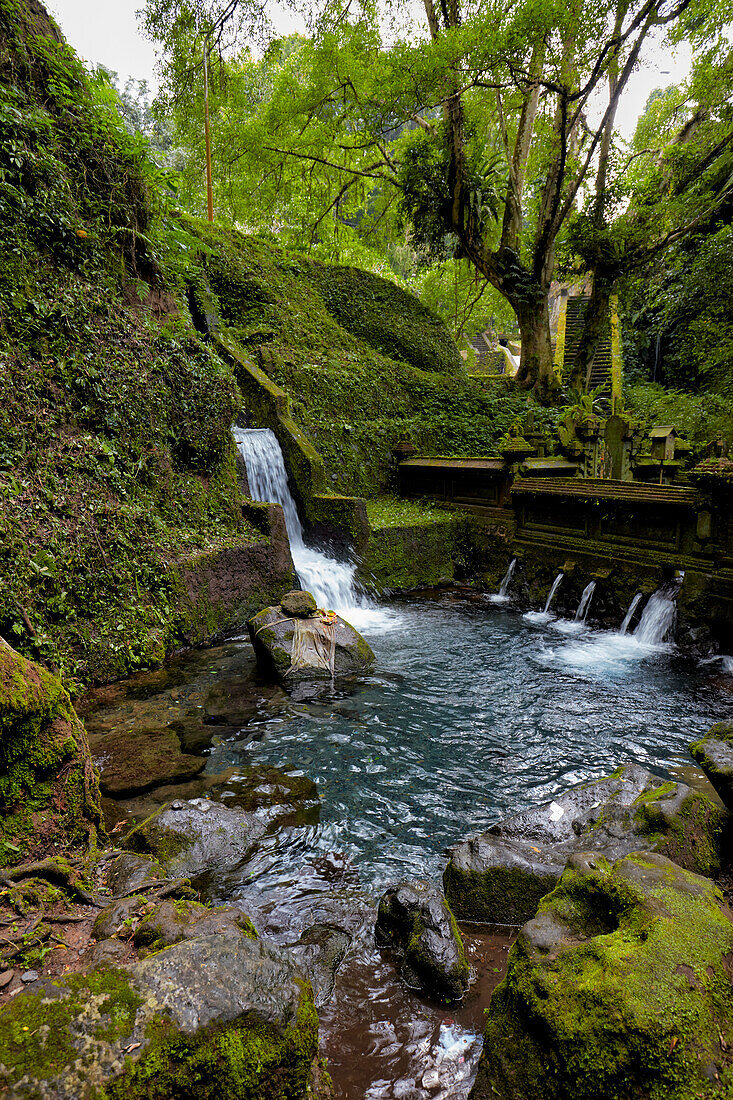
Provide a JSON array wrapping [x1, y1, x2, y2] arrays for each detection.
[[574, 580, 596, 623], [619, 593, 643, 635], [544, 573, 564, 614], [488, 558, 517, 604]]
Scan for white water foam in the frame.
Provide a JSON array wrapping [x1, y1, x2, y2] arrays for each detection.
[[233, 426, 397, 631], [633, 585, 678, 645]]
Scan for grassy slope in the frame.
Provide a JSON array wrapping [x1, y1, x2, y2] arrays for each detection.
[[189, 220, 539, 497], [0, 0, 263, 686]]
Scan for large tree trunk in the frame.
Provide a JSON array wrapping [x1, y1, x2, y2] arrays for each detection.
[[514, 297, 558, 401]]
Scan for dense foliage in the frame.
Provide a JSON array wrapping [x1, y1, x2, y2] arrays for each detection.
[[145, 0, 732, 398], [0, 0, 255, 684]]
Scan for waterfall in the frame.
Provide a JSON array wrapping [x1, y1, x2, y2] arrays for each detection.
[[543, 573, 564, 614], [574, 581, 596, 623], [233, 427, 367, 615], [619, 593, 643, 636], [633, 584, 679, 645]]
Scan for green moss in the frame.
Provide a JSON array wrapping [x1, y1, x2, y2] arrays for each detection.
[[473, 853, 733, 1100], [444, 861, 559, 926], [122, 807, 194, 868], [102, 978, 319, 1100], [0, 966, 142, 1084]]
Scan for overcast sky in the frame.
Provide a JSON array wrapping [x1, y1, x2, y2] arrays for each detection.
[[46, 0, 691, 138]]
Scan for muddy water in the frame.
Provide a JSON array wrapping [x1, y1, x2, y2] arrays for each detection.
[[82, 592, 733, 1098]]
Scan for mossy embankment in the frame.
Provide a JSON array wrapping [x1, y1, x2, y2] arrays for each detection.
[[0, 0, 297, 686], [184, 218, 539, 498]]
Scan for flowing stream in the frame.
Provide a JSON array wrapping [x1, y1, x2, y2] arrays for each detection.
[[84, 590, 732, 1100], [233, 427, 372, 623]]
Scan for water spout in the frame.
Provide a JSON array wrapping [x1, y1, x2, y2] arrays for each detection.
[[619, 593, 643, 636], [233, 427, 368, 616], [574, 581, 596, 623], [488, 558, 518, 604], [543, 573, 564, 615], [633, 584, 679, 645]]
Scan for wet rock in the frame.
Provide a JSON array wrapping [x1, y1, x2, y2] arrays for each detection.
[[375, 880, 469, 1003], [469, 851, 733, 1100], [280, 589, 318, 617], [86, 938, 130, 966], [288, 924, 352, 1008], [103, 852, 163, 895], [690, 721, 733, 811], [133, 900, 257, 954], [248, 599, 375, 685], [0, 931, 325, 1099], [122, 798, 265, 880], [93, 895, 150, 940], [214, 765, 320, 822], [444, 763, 729, 925], [20, 970, 38, 984], [89, 726, 206, 797]]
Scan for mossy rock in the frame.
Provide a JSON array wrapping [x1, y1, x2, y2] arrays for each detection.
[[375, 879, 469, 1003], [0, 932, 326, 1099], [133, 900, 258, 954], [690, 722, 733, 811], [122, 798, 265, 880], [0, 643, 102, 863], [444, 763, 729, 925], [470, 851, 733, 1100], [247, 605, 375, 685], [280, 590, 318, 617]]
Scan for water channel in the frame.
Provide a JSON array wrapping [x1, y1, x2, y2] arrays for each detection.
[[83, 591, 733, 1100]]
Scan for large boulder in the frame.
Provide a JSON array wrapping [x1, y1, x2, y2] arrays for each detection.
[[122, 798, 265, 880], [247, 593, 375, 684], [0, 641, 103, 861], [690, 722, 733, 811], [444, 764, 729, 925], [0, 930, 326, 1099], [375, 880, 469, 1003], [470, 851, 733, 1100]]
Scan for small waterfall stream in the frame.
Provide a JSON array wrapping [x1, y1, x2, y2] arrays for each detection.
[[633, 583, 679, 645], [574, 581, 596, 623], [619, 593, 643, 635], [544, 573, 564, 614], [233, 427, 368, 616]]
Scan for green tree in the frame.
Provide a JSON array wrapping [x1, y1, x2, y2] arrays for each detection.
[[144, 0, 729, 399], [566, 44, 733, 389]]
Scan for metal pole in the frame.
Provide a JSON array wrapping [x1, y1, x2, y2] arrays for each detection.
[[203, 44, 214, 222]]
